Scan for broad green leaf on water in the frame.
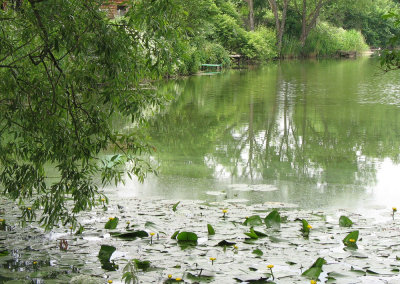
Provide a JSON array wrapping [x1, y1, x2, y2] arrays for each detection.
[[253, 229, 267, 237], [301, 219, 311, 237], [243, 215, 263, 226], [264, 210, 281, 229], [302, 267, 322, 279], [172, 201, 180, 212], [98, 245, 116, 262], [343, 230, 359, 247], [171, 230, 179, 239], [244, 227, 259, 239], [339, 216, 353, 227], [110, 230, 148, 240], [216, 240, 236, 246], [207, 224, 215, 235], [252, 249, 263, 256], [177, 232, 198, 242], [104, 217, 119, 229], [133, 259, 151, 270], [302, 257, 326, 279]]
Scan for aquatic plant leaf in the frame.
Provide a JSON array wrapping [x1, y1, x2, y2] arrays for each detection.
[[171, 230, 179, 239], [105, 217, 119, 229], [243, 215, 263, 226], [343, 230, 359, 247], [172, 201, 180, 212], [98, 245, 116, 262], [177, 232, 198, 242], [253, 229, 267, 237], [252, 249, 263, 256], [302, 267, 322, 279], [207, 224, 215, 235], [244, 227, 259, 239], [264, 210, 281, 229], [111, 230, 148, 240], [339, 216, 353, 227], [302, 257, 326, 279], [216, 240, 236, 246], [301, 219, 311, 237], [133, 259, 151, 270]]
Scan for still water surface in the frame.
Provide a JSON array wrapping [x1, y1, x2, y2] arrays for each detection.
[[111, 56, 400, 210]]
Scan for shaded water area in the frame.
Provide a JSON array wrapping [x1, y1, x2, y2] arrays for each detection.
[[2, 56, 400, 284], [116, 56, 400, 210]]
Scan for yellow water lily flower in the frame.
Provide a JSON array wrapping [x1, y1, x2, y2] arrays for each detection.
[[267, 264, 274, 269], [307, 224, 312, 229], [311, 280, 317, 284], [150, 232, 155, 236], [168, 274, 172, 279], [107, 280, 113, 284], [349, 238, 356, 243], [393, 207, 397, 212], [175, 278, 182, 281]]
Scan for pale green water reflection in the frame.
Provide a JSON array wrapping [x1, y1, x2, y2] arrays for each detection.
[[112, 57, 400, 209]]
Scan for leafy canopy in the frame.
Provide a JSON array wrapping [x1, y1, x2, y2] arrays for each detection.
[[0, 0, 185, 230]]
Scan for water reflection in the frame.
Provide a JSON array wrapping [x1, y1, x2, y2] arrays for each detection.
[[114, 57, 400, 209]]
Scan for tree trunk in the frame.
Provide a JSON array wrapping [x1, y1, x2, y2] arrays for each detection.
[[300, 0, 327, 47], [245, 0, 255, 31], [268, 0, 289, 57]]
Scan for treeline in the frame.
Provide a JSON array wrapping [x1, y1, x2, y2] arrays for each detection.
[[136, 0, 399, 75]]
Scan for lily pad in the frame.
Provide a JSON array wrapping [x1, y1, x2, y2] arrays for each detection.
[[264, 210, 281, 229], [339, 216, 353, 227], [243, 215, 263, 226], [207, 224, 215, 235], [177, 232, 198, 242], [110, 230, 148, 240], [104, 217, 119, 229]]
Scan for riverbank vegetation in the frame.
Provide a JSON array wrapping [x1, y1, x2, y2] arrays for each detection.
[[164, 0, 400, 74]]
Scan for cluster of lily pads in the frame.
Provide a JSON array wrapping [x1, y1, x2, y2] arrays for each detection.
[[1, 196, 400, 283]]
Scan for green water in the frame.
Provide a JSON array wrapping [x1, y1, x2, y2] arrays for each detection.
[[115, 56, 400, 209]]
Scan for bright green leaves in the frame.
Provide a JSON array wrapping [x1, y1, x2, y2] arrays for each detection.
[[301, 219, 312, 237], [264, 210, 281, 229], [98, 245, 118, 271], [207, 224, 215, 235], [176, 232, 198, 243], [343, 230, 359, 248], [244, 227, 267, 239], [133, 259, 151, 271], [0, 0, 185, 230], [105, 217, 119, 229], [302, 257, 326, 280], [339, 216, 353, 227], [172, 201, 180, 212], [243, 215, 263, 226]]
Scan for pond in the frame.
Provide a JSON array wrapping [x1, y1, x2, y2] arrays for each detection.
[[113, 56, 400, 211], [2, 56, 400, 284]]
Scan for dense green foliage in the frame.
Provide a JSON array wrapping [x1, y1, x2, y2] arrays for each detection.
[[0, 0, 184, 229]]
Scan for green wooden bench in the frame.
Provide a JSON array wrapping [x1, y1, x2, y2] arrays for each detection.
[[201, 64, 222, 70]]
